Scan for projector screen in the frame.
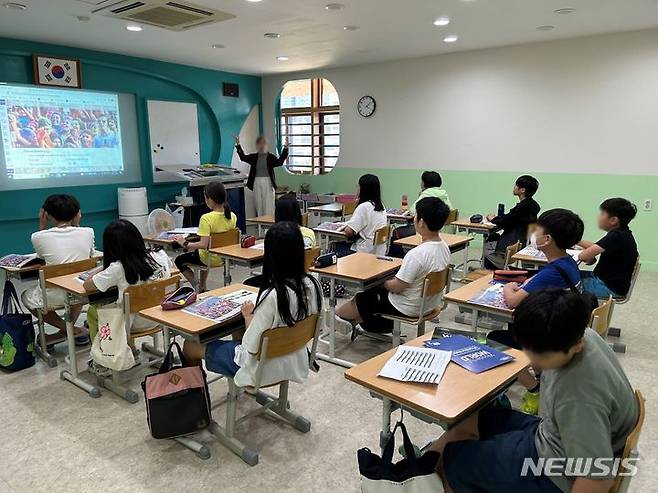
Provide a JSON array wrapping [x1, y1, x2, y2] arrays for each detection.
[[0, 83, 141, 190]]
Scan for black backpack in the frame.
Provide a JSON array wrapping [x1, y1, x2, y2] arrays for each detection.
[[552, 263, 600, 314]]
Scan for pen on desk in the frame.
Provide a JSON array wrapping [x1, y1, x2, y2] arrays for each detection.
[[376, 256, 395, 262]]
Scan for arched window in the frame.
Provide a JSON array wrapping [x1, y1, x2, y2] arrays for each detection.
[[279, 78, 340, 175]]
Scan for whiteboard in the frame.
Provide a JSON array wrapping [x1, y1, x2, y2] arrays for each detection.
[[147, 100, 200, 183]]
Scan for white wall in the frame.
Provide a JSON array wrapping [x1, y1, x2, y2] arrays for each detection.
[[262, 28, 658, 175]]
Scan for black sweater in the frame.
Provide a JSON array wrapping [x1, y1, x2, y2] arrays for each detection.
[[491, 197, 540, 251], [236, 145, 289, 191]]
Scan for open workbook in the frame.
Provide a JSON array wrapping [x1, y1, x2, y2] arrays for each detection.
[[183, 289, 257, 324]]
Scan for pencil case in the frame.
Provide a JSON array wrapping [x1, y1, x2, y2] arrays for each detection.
[[241, 235, 257, 248], [469, 214, 483, 223], [315, 252, 337, 268], [493, 270, 529, 284], [161, 286, 197, 310]]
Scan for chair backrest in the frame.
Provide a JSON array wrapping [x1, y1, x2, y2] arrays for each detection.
[[503, 241, 522, 269], [304, 247, 320, 271], [342, 202, 357, 217], [123, 276, 180, 315], [589, 296, 614, 337], [256, 313, 320, 360], [301, 213, 310, 227], [41, 257, 99, 281], [446, 209, 458, 224], [209, 228, 240, 249], [374, 225, 390, 247], [610, 390, 645, 493], [421, 269, 450, 298], [618, 258, 641, 304]]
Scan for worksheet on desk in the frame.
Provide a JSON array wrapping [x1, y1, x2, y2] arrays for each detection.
[[378, 346, 451, 384]]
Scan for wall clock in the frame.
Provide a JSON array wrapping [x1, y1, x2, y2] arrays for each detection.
[[33, 55, 82, 88], [357, 95, 376, 118]]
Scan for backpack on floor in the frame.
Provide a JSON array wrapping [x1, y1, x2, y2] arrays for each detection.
[[0, 280, 36, 371]]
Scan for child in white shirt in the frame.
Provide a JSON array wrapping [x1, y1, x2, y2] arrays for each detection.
[[336, 174, 387, 257], [183, 222, 323, 388], [83, 220, 172, 341], [336, 197, 451, 335], [21, 194, 95, 345]]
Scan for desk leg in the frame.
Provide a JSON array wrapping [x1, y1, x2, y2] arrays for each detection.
[[380, 396, 393, 452], [223, 259, 232, 286], [471, 308, 479, 336], [462, 242, 470, 279], [59, 294, 101, 398], [316, 278, 354, 368]]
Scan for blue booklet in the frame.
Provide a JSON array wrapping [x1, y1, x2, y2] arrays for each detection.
[[424, 334, 515, 374]]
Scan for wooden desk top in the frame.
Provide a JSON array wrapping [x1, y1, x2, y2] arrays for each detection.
[[512, 252, 547, 265], [451, 220, 497, 231], [46, 271, 96, 296], [308, 203, 343, 214], [394, 233, 474, 251], [0, 262, 43, 275], [209, 242, 265, 262], [140, 284, 258, 335], [387, 212, 414, 221], [246, 215, 275, 225], [143, 235, 178, 247], [345, 333, 529, 423], [313, 225, 348, 238], [310, 252, 401, 282], [444, 273, 513, 316]]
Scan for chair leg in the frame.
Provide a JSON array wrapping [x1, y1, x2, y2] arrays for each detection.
[[256, 382, 311, 434], [610, 342, 626, 354], [392, 320, 401, 348], [416, 321, 426, 338], [35, 310, 58, 368], [608, 327, 622, 338]]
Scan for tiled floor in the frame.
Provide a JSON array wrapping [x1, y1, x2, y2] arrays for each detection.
[[1, 252, 653, 492]]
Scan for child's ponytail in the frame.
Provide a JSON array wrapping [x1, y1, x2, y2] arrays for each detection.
[[223, 202, 231, 220]]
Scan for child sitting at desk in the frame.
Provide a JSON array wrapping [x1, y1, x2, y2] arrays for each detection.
[[334, 174, 387, 257], [578, 198, 639, 299], [183, 222, 322, 388], [22, 194, 95, 345], [484, 175, 540, 269], [489, 208, 584, 414], [275, 193, 317, 248], [83, 220, 172, 374], [409, 171, 452, 214], [433, 290, 638, 493], [174, 181, 237, 291], [335, 197, 451, 337]]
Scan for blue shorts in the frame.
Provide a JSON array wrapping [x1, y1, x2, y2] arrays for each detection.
[[443, 407, 561, 493], [204, 340, 240, 377], [581, 272, 621, 299]]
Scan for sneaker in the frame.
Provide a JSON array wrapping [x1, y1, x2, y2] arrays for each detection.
[[87, 360, 112, 378], [521, 390, 540, 415], [334, 315, 354, 336]]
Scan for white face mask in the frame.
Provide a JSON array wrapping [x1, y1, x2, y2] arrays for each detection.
[[530, 232, 550, 249]]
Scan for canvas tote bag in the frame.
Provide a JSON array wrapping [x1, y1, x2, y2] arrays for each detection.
[[90, 304, 135, 371]]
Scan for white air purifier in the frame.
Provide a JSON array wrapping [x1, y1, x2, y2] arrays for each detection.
[[118, 187, 149, 235]]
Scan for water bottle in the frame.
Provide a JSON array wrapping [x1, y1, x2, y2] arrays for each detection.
[[497, 203, 505, 217]]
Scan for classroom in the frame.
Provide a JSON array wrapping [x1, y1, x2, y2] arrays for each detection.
[[0, 1, 653, 492]]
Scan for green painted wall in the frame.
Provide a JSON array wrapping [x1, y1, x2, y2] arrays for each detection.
[[276, 168, 658, 270], [0, 37, 261, 255]]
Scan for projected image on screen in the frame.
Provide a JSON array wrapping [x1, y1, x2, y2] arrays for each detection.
[[0, 84, 140, 190]]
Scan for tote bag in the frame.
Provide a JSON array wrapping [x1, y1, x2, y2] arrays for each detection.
[[358, 422, 444, 493], [90, 304, 135, 371], [141, 342, 212, 439], [0, 281, 35, 371]]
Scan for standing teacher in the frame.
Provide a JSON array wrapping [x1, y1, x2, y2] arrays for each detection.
[[235, 135, 288, 217]]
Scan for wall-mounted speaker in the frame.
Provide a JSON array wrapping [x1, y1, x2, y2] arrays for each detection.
[[223, 82, 239, 98]]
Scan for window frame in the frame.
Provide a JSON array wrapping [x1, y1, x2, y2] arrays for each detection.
[[280, 78, 340, 175]]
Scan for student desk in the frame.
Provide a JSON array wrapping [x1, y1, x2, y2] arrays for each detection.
[[46, 272, 118, 398], [310, 252, 402, 368], [0, 261, 44, 282], [386, 211, 414, 226], [511, 247, 582, 269], [444, 273, 513, 334], [246, 215, 275, 238], [313, 224, 348, 251], [451, 220, 498, 269], [307, 202, 344, 220], [143, 235, 181, 251], [208, 242, 265, 285], [139, 284, 257, 460], [394, 233, 474, 281], [345, 332, 529, 449]]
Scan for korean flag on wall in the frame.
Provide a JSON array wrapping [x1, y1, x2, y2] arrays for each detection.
[[35, 56, 80, 88]]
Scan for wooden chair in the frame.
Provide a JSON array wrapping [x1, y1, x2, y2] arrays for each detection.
[[503, 241, 522, 269], [341, 202, 357, 219], [379, 269, 451, 347], [301, 213, 310, 227], [212, 313, 321, 466], [304, 247, 320, 271], [610, 390, 645, 493], [441, 208, 459, 233], [588, 295, 626, 354], [95, 276, 180, 403], [35, 258, 100, 368], [607, 259, 640, 353], [184, 228, 240, 290], [373, 225, 391, 254]]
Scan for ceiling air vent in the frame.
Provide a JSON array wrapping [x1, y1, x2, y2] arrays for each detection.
[[91, 0, 235, 31]]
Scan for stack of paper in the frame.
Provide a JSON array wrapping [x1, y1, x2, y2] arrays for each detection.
[[378, 346, 451, 384]]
